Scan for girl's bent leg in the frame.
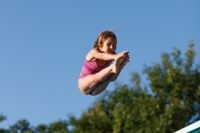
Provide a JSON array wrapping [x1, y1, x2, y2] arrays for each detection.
[[90, 80, 110, 96], [78, 60, 121, 94], [108, 56, 129, 81], [90, 56, 130, 96], [78, 68, 112, 95], [78, 56, 123, 95], [90, 67, 123, 96]]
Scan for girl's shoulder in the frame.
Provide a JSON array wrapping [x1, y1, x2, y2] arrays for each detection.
[[91, 47, 100, 53], [90, 48, 102, 55], [86, 48, 100, 61]]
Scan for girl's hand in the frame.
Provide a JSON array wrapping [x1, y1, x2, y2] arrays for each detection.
[[115, 50, 129, 60], [123, 50, 130, 62]]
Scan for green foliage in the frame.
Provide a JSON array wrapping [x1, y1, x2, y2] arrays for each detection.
[[142, 41, 200, 132], [0, 115, 6, 123], [68, 96, 114, 133], [9, 119, 34, 133], [0, 115, 9, 133], [47, 120, 69, 133], [0, 119, 69, 133], [68, 41, 200, 133]]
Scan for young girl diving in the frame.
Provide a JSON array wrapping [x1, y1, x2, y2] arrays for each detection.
[[78, 30, 130, 96]]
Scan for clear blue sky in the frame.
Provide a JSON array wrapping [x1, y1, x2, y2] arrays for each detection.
[[0, 0, 200, 128]]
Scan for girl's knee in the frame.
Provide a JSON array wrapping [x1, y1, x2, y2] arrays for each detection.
[[78, 83, 89, 95]]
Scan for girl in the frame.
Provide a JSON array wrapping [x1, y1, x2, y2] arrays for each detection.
[[78, 30, 130, 96]]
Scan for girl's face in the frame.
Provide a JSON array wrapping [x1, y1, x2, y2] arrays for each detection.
[[99, 37, 116, 54]]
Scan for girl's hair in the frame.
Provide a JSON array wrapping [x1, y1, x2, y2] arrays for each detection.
[[93, 30, 117, 52]]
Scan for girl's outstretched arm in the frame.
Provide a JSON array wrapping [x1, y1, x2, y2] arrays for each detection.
[[87, 48, 128, 61]]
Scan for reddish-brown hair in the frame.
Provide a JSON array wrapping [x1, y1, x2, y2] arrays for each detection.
[[93, 30, 117, 52]]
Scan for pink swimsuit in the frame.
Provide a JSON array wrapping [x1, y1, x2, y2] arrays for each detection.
[[79, 59, 109, 78]]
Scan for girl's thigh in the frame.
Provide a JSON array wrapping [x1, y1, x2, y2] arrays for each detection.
[[78, 75, 97, 94]]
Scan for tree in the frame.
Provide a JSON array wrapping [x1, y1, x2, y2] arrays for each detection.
[[69, 41, 200, 133], [142, 41, 200, 132], [36, 120, 69, 133], [0, 115, 9, 133], [8, 119, 35, 133], [1, 119, 69, 133]]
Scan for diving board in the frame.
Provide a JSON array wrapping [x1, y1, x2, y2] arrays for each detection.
[[175, 120, 200, 133]]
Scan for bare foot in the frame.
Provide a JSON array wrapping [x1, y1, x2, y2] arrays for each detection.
[[112, 56, 123, 73], [119, 56, 129, 70], [122, 56, 129, 66]]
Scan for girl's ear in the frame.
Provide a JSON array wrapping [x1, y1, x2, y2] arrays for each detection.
[[99, 43, 103, 49]]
